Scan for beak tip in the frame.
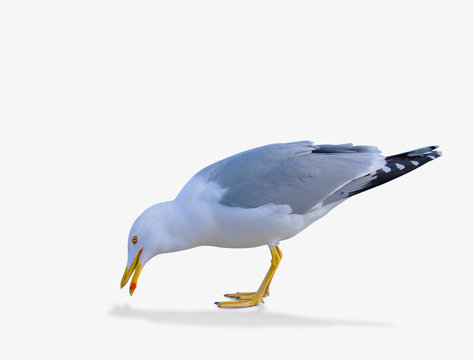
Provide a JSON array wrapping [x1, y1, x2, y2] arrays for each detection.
[[120, 275, 128, 289], [129, 282, 137, 295]]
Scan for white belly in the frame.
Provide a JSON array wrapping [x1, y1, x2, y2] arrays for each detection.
[[191, 199, 344, 249]]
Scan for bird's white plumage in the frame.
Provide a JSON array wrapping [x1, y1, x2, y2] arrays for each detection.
[[128, 141, 387, 262]]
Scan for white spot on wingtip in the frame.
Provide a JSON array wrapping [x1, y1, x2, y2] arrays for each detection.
[[382, 166, 391, 173], [411, 160, 419, 166], [428, 155, 435, 160], [395, 163, 405, 170]]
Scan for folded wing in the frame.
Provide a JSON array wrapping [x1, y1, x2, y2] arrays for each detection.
[[198, 141, 386, 214]]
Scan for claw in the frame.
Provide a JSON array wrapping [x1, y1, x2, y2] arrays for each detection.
[[224, 292, 256, 300]]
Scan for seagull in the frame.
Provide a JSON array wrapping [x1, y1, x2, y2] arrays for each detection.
[[120, 141, 441, 308]]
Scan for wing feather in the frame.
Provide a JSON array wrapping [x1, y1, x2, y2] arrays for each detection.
[[196, 141, 385, 214]]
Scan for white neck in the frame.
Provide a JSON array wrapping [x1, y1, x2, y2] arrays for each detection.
[[148, 199, 210, 255]]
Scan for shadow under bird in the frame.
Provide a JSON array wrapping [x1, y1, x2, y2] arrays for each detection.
[[120, 141, 441, 308]]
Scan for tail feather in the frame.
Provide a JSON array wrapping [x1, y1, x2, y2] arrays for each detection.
[[385, 145, 440, 162], [323, 146, 442, 205]]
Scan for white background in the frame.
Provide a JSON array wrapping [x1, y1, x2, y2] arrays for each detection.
[[1, 1, 472, 359]]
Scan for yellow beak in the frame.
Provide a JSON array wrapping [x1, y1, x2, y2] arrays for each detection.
[[120, 248, 144, 296]]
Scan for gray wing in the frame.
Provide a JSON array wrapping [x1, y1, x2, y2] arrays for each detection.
[[198, 141, 385, 214]]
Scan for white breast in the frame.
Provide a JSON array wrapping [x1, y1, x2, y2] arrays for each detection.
[[174, 178, 341, 249]]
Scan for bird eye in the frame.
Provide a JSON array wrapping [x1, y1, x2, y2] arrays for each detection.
[[131, 235, 138, 244]]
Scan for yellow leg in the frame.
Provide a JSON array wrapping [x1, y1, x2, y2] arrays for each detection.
[[215, 245, 282, 308], [224, 245, 283, 301]]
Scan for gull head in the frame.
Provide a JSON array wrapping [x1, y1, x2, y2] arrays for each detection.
[[120, 202, 176, 295]]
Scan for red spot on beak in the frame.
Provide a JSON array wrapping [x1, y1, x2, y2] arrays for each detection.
[[130, 283, 137, 291]]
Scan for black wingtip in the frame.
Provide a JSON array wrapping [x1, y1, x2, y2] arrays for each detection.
[[386, 145, 442, 160], [323, 145, 442, 205]]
